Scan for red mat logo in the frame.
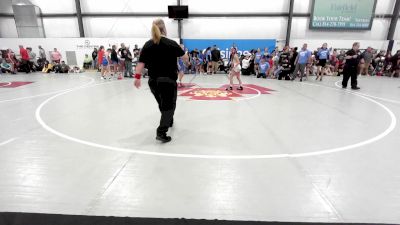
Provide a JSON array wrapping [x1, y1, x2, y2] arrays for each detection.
[[0, 82, 33, 88], [179, 84, 274, 100]]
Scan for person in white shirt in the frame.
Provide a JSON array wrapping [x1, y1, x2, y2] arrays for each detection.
[[38, 45, 46, 60], [241, 54, 251, 70]]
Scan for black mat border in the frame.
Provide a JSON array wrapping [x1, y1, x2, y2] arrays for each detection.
[[1, 212, 399, 225]]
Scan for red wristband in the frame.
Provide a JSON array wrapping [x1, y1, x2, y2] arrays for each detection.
[[134, 74, 141, 79]]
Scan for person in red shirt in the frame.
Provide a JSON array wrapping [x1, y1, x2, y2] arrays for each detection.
[[19, 45, 30, 73], [97, 46, 104, 73]]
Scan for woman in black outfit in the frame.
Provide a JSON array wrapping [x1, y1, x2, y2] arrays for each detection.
[[134, 19, 187, 143]]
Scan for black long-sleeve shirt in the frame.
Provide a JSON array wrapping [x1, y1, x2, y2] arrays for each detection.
[[139, 37, 185, 80]]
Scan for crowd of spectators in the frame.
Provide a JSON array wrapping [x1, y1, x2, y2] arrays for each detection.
[[1, 43, 399, 80], [178, 44, 400, 80], [0, 45, 79, 74]]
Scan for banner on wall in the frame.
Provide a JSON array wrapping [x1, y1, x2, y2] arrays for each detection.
[[182, 39, 276, 59]]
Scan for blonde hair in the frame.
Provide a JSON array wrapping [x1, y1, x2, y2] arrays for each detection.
[[152, 18, 166, 44]]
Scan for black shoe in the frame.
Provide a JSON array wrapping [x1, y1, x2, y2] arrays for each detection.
[[342, 86, 347, 89], [351, 87, 360, 90], [300, 79, 302, 82], [226, 86, 233, 91], [156, 134, 172, 143], [237, 86, 243, 90]]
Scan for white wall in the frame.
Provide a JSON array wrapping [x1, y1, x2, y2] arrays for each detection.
[[0, 18, 18, 38], [182, 17, 287, 39], [182, 0, 289, 13], [293, 0, 311, 13], [375, 0, 396, 14], [393, 40, 400, 52], [394, 21, 400, 40], [83, 17, 178, 38], [0, 37, 180, 66], [42, 18, 80, 38], [80, 0, 176, 13], [30, 0, 76, 13]]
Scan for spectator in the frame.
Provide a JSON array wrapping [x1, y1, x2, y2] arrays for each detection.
[[133, 44, 140, 57], [271, 51, 279, 78], [291, 43, 311, 82], [92, 48, 98, 70], [257, 57, 270, 79], [211, 46, 221, 74], [330, 49, 338, 74], [38, 45, 46, 60], [42, 61, 54, 73], [198, 49, 205, 74], [205, 47, 212, 74], [254, 48, 262, 76], [83, 54, 92, 69], [111, 45, 119, 76], [337, 50, 346, 76], [384, 50, 392, 72], [71, 66, 82, 73], [278, 46, 291, 80], [6, 49, 17, 74], [190, 48, 199, 58], [267, 53, 274, 78], [361, 47, 373, 76], [374, 55, 385, 76], [118, 43, 130, 77], [263, 47, 270, 58], [97, 46, 105, 73], [55, 61, 70, 73], [27, 47, 36, 72], [101, 48, 112, 79], [195, 57, 202, 74], [241, 53, 252, 75], [290, 47, 298, 74], [248, 49, 256, 75], [51, 48, 62, 64], [124, 47, 133, 78], [19, 45, 30, 73], [1, 59, 12, 73], [390, 50, 400, 77]]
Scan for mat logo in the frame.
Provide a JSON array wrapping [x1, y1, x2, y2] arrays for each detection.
[[179, 84, 275, 100], [0, 82, 33, 88]]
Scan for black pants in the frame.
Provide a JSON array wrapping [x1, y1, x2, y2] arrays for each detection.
[[20, 60, 30, 73], [149, 77, 177, 136], [278, 70, 290, 80], [342, 66, 358, 88]]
